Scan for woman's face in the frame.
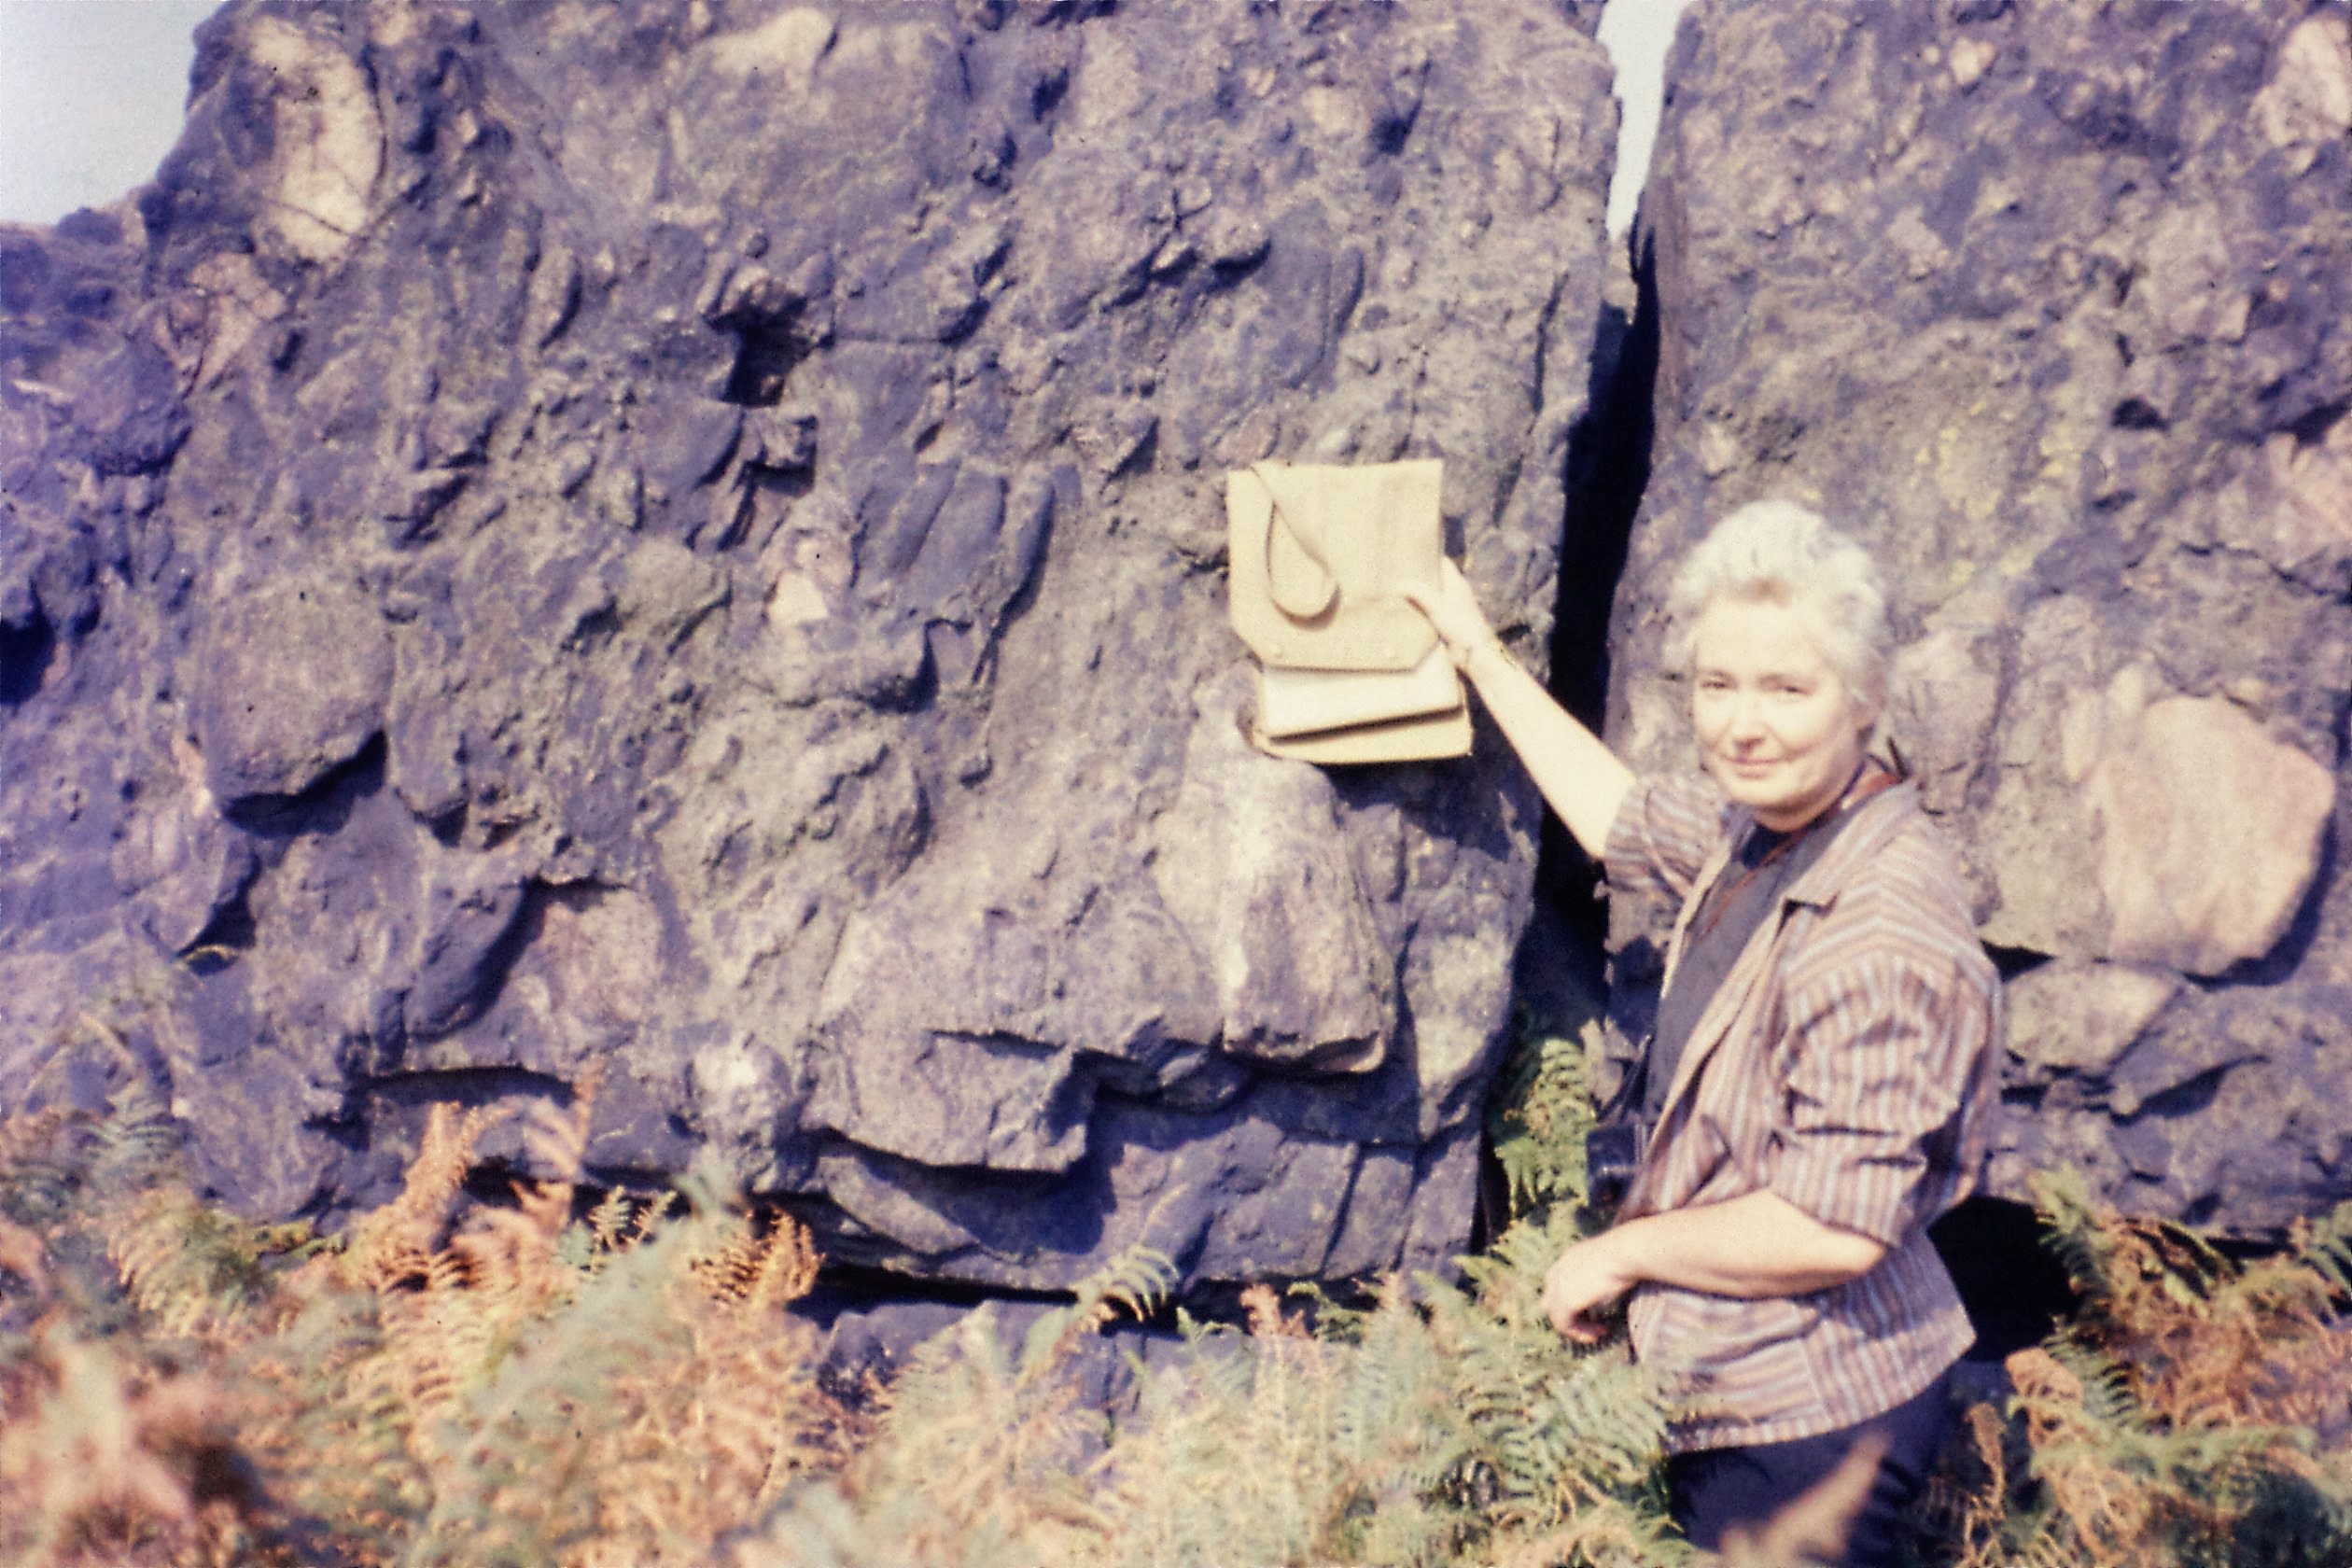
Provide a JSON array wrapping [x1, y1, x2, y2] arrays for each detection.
[[1688, 595, 1876, 832]]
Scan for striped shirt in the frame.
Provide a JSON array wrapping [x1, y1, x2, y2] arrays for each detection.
[[1603, 772, 2001, 1453]]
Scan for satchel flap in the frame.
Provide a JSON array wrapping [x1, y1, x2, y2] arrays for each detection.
[[1227, 458, 1443, 672]]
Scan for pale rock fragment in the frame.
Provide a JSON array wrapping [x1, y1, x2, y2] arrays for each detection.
[[2087, 695, 2334, 976], [2004, 960, 2178, 1075], [246, 18, 384, 264], [2253, 16, 2352, 173]]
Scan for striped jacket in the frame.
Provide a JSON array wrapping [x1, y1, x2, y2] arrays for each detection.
[[1604, 772, 2001, 1453]]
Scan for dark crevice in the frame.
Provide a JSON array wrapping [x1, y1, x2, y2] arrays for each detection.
[[1932, 1196, 2078, 1361], [2129, 1060, 2246, 1121], [1982, 943, 2052, 981], [353, 1064, 580, 1108], [0, 612, 54, 705], [426, 801, 469, 847], [1555, 232, 1658, 735], [2284, 398, 2347, 448], [220, 733, 389, 839], [182, 889, 257, 974], [2177, 1191, 2224, 1230], [721, 327, 814, 407], [790, 1237, 1376, 1351], [456, 877, 546, 1033], [1516, 233, 1659, 999], [798, 1253, 1096, 1317]]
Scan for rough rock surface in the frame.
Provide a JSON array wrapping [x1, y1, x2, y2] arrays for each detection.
[[1611, 0, 2352, 1233], [0, 0, 1621, 1291]]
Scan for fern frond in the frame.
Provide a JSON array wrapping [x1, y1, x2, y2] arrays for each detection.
[[86, 1080, 182, 1194], [2028, 1165, 2122, 1303], [1489, 1018, 1603, 1217], [0, 1108, 83, 1230], [688, 1212, 819, 1313], [105, 1187, 270, 1342], [516, 1071, 598, 1186], [1019, 1244, 1176, 1378], [336, 1102, 506, 1291], [585, 1188, 636, 1253], [2291, 1199, 2352, 1299]]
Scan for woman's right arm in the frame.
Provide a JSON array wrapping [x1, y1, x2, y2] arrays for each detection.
[[1403, 562, 1635, 860]]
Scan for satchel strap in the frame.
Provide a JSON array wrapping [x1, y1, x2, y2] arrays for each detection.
[[1253, 462, 1340, 621]]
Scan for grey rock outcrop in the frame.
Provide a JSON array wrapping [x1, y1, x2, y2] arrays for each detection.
[[1612, 0, 2352, 1232], [0, 0, 1621, 1290]]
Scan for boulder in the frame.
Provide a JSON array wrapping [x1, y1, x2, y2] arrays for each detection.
[[1614, 0, 2352, 1233], [0, 0, 1622, 1290]]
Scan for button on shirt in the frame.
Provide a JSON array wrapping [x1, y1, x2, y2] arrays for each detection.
[[1603, 772, 2001, 1453]]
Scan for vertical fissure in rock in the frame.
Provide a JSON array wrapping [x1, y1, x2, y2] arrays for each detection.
[[1477, 233, 1659, 1246], [1510, 233, 1659, 1021], [1554, 232, 1659, 737]]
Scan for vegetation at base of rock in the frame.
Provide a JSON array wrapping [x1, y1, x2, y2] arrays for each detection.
[[1919, 1169, 2352, 1568], [2, 1037, 2348, 1567], [0, 1082, 839, 1568]]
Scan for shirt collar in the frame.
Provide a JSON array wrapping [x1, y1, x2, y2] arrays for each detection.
[[1774, 777, 1922, 909]]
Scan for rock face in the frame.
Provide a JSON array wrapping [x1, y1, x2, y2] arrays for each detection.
[[0, 0, 1621, 1291], [1613, 0, 2352, 1232]]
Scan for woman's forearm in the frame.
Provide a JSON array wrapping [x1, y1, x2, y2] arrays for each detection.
[[1459, 639, 1635, 861], [1542, 1191, 1888, 1341], [1606, 1190, 1887, 1296]]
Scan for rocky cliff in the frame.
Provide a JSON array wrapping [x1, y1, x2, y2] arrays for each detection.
[[0, 0, 1621, 1292], [1612, 0, 2352, 1234], [7, 0, 2346, 1290]]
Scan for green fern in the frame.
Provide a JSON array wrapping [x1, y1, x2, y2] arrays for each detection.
[[2291, 1200, 2352, 1300], [1487, 990, 1613, 1225], [1423, 1212, 1682, 1565], [1019, 1245, 1176, 1376], [2027, 1165, 2124, 1305]]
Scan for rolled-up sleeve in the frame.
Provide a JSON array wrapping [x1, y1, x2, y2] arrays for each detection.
[[1602, 773, 1729, 904], [1765, 947, 1987, 1250]]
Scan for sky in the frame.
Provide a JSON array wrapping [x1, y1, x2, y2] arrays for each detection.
[[0, 0, 224, 226], [0, 0, 1695, 231]]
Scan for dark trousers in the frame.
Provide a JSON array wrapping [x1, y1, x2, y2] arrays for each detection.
[[1665, 1370, 1955, 1568]]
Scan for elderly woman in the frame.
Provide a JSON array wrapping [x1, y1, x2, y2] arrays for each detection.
[[1405, 500, 1998, 1566]]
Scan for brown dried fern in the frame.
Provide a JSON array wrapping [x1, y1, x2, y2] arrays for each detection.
[[333, 1102, 508, 1293], [0, 1327, 279, 1568]]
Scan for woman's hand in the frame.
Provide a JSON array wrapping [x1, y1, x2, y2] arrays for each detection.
[[1400, 559, 1501, 669], [1397, 555, 1635, 857], [1542, 1234, 1637, 1344]]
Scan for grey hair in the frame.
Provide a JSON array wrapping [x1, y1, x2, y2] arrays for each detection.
[[1660, 499, 1892, 714]]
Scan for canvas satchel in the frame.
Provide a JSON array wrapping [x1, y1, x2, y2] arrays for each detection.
[[1226, 458, 1470, 763]]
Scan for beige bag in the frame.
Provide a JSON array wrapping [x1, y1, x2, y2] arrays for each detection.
[[1226, 459, 1470, 763]]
